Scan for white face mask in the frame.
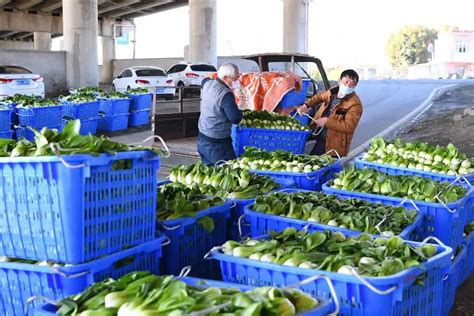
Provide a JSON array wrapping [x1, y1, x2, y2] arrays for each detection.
[[339, 84, 354, 95]]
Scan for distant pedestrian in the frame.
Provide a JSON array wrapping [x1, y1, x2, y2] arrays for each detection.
[[197, 63, 243, 165], [297, 69, 362, 157]]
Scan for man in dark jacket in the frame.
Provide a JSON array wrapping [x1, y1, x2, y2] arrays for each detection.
[[197, 63, 243, 165]]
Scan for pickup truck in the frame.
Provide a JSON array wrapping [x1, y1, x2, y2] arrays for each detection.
[[153, 53, 332, 140]]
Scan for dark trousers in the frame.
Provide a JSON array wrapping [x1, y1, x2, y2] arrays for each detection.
[[197, 134, 236, 165], [310, 132, 327, 155]]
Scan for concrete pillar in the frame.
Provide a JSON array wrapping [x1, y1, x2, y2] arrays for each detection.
[[63, 0, 99, 88], [101, 18, 115, 84], [183, 44, 190, 61], [189, 0, 217, 66], [33, 32, 51, 50], [283, 0, 309, 54]]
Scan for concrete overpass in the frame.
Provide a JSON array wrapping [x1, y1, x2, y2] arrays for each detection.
[[0, 0, 310, 91]]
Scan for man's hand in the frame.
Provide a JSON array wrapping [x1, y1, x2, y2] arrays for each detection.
[[296, 104, 309, 115], [315, 117, 327, 127]]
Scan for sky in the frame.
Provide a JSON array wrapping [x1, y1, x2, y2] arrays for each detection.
[[125, 0, 474, 67]]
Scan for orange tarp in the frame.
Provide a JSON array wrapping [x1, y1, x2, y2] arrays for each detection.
[[209, 72, 303, 112]]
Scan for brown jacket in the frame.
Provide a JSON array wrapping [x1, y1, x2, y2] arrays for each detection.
[[305, 87, 363, 157]]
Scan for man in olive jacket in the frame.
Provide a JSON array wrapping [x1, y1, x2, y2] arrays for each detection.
[[297, 69, 363, 157]]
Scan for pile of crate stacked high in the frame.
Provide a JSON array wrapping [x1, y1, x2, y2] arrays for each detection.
[[15, 103, 64, 140], [0, 147, 164, 315], [62, 97, 101, 135], [98, 95, 131, 132], [128, 92, 153, 127]]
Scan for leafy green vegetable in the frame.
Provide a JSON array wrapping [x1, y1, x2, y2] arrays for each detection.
[[252, 191, 417, 235], [169, 161, 281, 200], [364, 137, 474, 175], [100, 92, 129, 99], [240, 109, 309, 131], [228, 146, 336, 173], [69, 87, 104, 95], [222, 228, 438, 277], [156, 182, 225, 232], [0, 94, 59, 108], [331, 165, 468, 203], [0, 120, 166, 157], [127, 87, 150, 95], [62, 93, 98, 103], [54, 271, 319, 315], [464, 221, 474, 236]]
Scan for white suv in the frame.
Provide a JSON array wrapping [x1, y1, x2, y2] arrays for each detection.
[[166, 62, 217, 88]]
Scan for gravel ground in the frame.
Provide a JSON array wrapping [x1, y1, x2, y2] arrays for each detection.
[[386, 84, 474, 316]]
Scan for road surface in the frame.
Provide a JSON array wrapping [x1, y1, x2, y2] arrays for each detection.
[[350, 79, 471, 149]]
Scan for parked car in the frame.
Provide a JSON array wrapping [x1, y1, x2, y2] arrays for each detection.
[[112, 66, 175, 99], [166, 62, 217, 88], [0, 65, 45, 98]]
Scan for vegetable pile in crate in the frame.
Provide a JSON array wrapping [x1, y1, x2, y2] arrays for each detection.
[[0, 120, 166, 264], [245, 190, 421, 239], [358, 137, 474, 179], [169, 161, 282, 240], [35, 272, 330, 316], [211, 228, 452, 316], [156, 182, 231, 278], [228, 146, 341, 190], [169, 161, 281, 200], [324, 166, 473, 249], [232, 110, 311, 156], [1, 238, 165, 316], [69, 86, 104, 96]]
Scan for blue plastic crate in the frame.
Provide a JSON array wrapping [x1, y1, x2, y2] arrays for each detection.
[[62, 100, 100, 120], [231, 125, 311, 157], [211, 235, 452, 316], [98, 113, 130, 132], [34, 274, 333, 316], [355, 155, 474, 222], [354, 155, 474, 185], [73, 117, 98, 135], [0, 150, 160, 263], [322, 182, 473, 250], [17, 105, 63, 128], [15, 125, 63, 141], [251, 160, 342, 191], [1, 238, 165, 316], [279, 79, 310, 109], [459, 231, 474, 285], [442, 245, 467, 316], [0, 106, 12, 131], [244, 188, 424, 240], [5, 102, 18, 126], [226, 178, 296, 241], [99, 98, 131, 115], [129, 108, 151, 127], [128, 93, 153, 111], [0, 130, 13, 139], [158, 200, 232, 279]]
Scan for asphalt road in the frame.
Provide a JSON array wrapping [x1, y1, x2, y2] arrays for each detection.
[[350, 79, 473, 149]]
